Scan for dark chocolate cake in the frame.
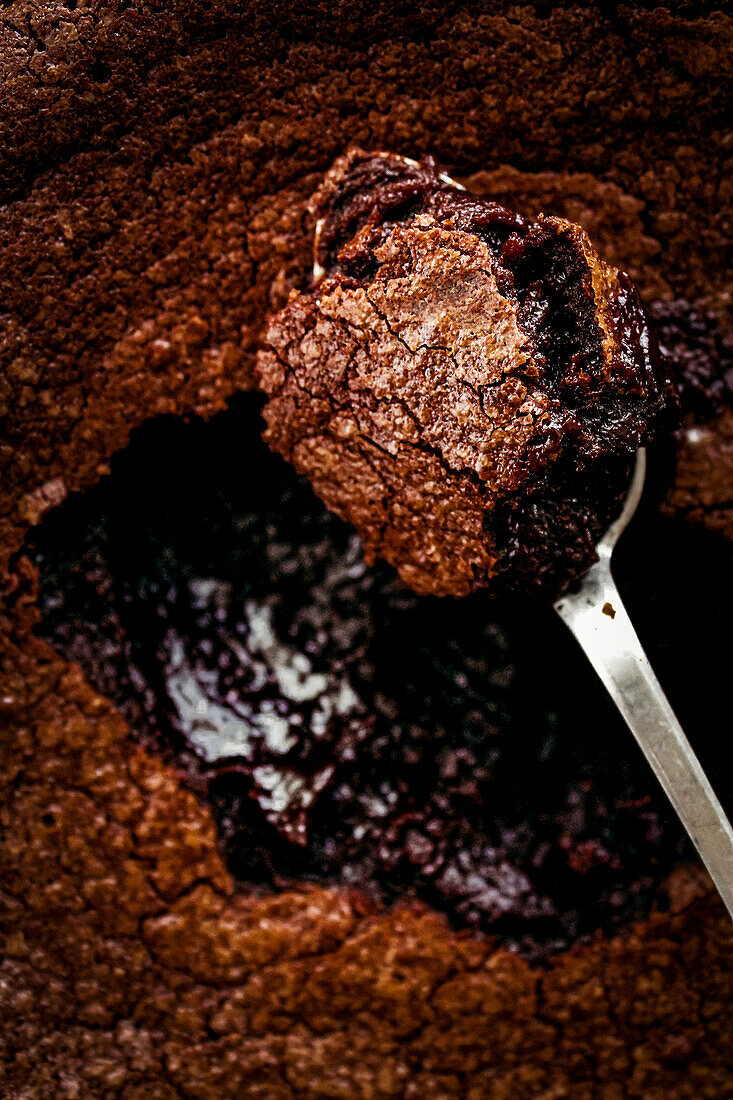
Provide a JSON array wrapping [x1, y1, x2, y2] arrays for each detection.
[[2, 3, 733, 1097]]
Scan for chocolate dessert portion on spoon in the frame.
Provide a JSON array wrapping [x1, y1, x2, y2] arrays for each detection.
[[259, 149, 673, 598], [258, 149, 733, 916]]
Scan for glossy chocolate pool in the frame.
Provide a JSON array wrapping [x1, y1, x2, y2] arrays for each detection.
[[29, 373, 731, 960]]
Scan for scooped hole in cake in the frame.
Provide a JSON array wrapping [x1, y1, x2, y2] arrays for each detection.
[[27, 389, 732, 961]]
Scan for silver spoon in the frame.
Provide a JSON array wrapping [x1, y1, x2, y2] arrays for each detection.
[[313, 164, 733, 917], [555, 449, 733, 918]]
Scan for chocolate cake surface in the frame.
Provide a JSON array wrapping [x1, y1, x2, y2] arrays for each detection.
[[259, 150, 675, 596], [2, 3, 733, 1098]]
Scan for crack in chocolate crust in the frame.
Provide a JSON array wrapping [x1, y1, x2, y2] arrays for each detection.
[[652, 300, 733, 422], [29, 391, 732, 962], [258, 150, 676, 597]]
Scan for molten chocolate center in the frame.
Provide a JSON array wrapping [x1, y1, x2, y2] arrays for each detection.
[[30, 387, 731, 960]]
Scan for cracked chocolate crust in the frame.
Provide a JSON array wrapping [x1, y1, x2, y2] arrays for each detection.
[[259, 150, 676, 597]]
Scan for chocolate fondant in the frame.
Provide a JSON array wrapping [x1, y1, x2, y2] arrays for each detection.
[[3, 4, 733, 1097]]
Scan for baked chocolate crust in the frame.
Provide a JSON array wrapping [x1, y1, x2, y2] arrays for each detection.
[[259, 151, 675, 596]]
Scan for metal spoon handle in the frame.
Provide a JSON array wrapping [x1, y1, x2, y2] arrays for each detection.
[[555, 556, 733, 919]]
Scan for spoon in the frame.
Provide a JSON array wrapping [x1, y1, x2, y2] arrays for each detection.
[[555, 449, 733, 918], [313, 164, 733, 918]]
